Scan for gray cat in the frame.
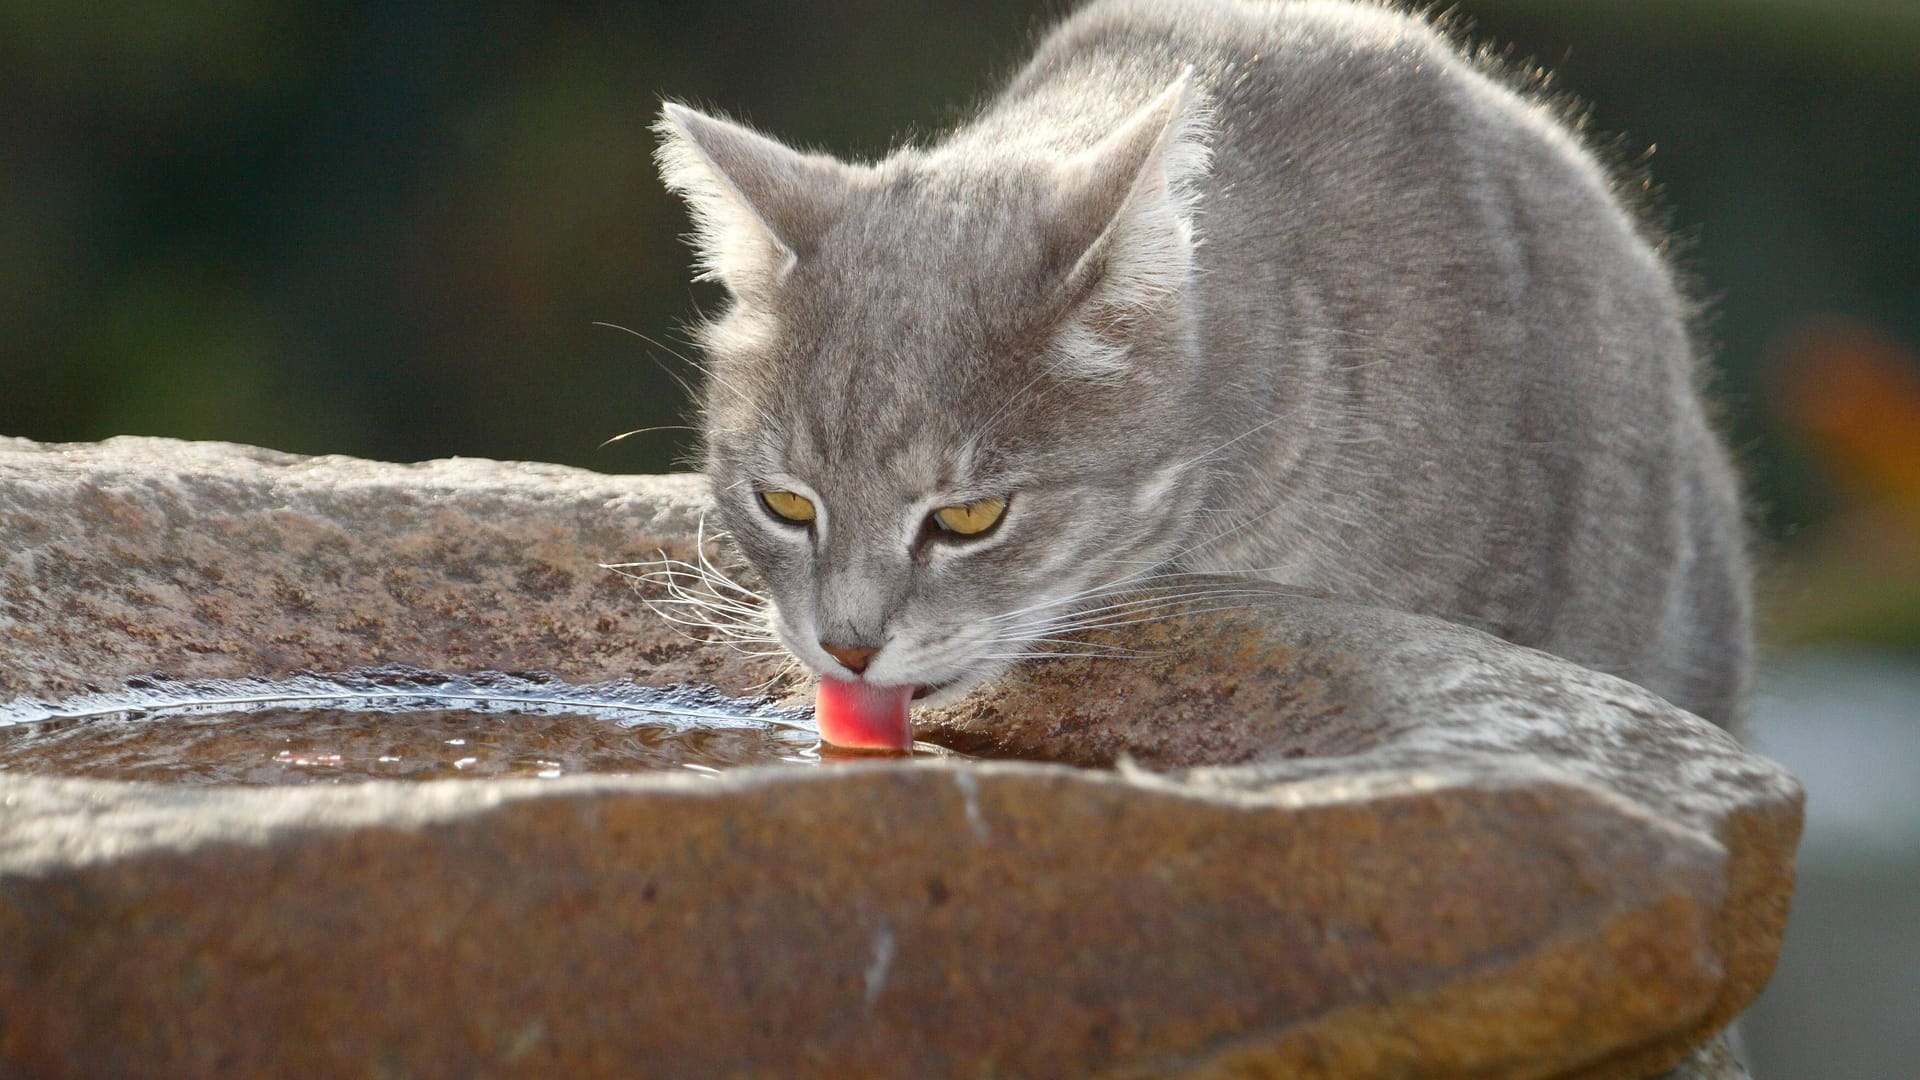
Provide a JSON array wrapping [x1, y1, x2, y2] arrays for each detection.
[[651, 0, 1751, 732]]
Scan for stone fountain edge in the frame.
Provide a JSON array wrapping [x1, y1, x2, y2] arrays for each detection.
[[0, 437, 1798, 1078]]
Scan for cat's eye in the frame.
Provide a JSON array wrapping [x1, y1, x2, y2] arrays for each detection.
[[931, 497, 1007, 537], [760, 490, 816, 525]]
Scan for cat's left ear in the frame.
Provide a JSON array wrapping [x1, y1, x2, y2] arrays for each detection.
[[654, 103, 853, 299], [1045, 70, 1215, 377]]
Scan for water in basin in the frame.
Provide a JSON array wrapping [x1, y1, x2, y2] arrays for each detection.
[[0, 667, 943, 785]]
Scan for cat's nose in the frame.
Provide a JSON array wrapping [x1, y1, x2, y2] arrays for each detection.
[[820, 642, 878, 674]]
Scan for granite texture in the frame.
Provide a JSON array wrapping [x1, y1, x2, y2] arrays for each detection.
[[0, 437, 1799, 1078]]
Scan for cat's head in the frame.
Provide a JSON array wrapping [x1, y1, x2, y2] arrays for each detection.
[[654, 74, 1217, 701]]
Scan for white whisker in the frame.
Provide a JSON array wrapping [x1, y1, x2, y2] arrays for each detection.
[[606, 509, 784, 660]]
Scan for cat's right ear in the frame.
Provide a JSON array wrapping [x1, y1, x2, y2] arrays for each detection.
[[653, 103, 851, 299], [1042, 71, 1215, 379]]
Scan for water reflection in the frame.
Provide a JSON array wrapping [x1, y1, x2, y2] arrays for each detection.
[[0, 668, 952, 786]]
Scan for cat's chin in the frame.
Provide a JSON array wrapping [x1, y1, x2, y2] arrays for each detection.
[[909, 678, 972, 706], [788, 642, 1015, 709], [803, 670, 988, 709], [904, 666, 1006, 707]]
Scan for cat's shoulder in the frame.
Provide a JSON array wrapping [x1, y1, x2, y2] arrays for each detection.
[[1046, 0, 1462, 65], [1042, 1, 1600, 171]]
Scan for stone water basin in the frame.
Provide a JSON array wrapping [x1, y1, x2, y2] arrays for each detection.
[[0, 438, 1800, 1078]]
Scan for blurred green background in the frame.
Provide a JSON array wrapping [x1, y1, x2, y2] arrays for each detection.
[[2, 1, 1915, 1074]]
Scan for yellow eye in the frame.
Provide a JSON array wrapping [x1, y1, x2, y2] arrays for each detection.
[[933, 497, 1007, 537], [760, 490, 816, 524]]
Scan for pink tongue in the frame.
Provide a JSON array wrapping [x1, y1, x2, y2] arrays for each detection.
[[814, 677, 915, 751]]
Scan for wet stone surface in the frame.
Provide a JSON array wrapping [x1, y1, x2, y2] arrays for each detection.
[[1, 705, 825, 785]]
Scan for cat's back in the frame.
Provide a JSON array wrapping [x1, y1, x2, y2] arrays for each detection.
[[983, 0, 1752, 731], [984, 0, 1640, 301], [990, 0, 1543, 157], [1024, 0, 1458, 83]]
